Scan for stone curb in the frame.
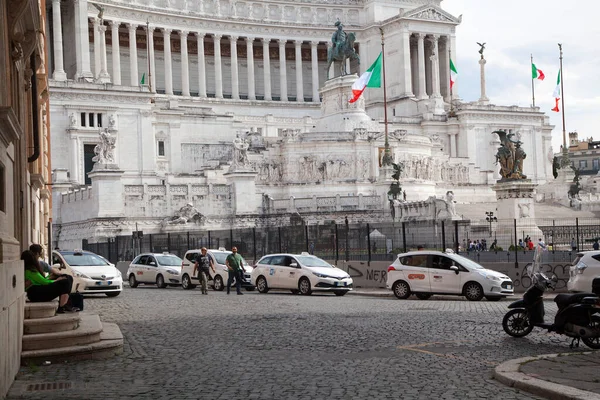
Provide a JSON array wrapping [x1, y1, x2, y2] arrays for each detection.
[[494, 353, 600, 400]]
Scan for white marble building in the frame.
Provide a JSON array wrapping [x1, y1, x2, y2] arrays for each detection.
[[48, 0, 555, 248]]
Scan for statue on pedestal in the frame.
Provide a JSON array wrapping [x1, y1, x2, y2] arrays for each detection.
[[92, 128, 116, 165], [492, 130, 527, 180], [162, 203, 204, 226], [230, 133, 250, 171], [326, 20, 360, 79]]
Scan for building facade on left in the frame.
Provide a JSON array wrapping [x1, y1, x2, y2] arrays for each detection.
[[0, 0, 51, 396]]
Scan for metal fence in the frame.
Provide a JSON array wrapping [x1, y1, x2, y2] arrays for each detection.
[[82, 217, 600, 265]]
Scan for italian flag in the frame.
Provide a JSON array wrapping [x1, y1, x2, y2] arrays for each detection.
[[531, 63, 545, 80], [552, 70, 561, 112], [450, 58, 458, 89], [140, 72, 146, 85], [349, 53, 382, 103]]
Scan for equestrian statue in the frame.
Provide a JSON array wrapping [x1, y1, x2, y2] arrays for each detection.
[[326, 20, 360, 79]]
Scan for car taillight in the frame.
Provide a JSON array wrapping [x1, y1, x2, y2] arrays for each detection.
[[387, 266, 396, 273]]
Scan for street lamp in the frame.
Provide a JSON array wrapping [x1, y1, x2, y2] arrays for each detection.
[[485, 211, 497, 238]]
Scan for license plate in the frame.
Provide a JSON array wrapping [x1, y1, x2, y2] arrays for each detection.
[[506, 285, 512, 290], [336, 281, 345, 286]]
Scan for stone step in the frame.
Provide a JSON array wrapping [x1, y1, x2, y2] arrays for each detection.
[[22, 314, 102, 351], [23, 313, 81, 335], [24, 301, 58, 319], [21, 338, 123, 365]]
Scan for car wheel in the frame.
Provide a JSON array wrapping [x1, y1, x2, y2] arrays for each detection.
[[298, 278, 312, 295], [334, 290, 347, 297], [485, 296, 502, 302], [105, 292, 120, 297], [502, 309, 533, 337], [213, 275, 224, 291], [182, 274, 196, 290], [156, 274, 167, 288], [290, 289, 299, 295], [463, 282, 484, 301], [256, 276, 269, 293], [128, 274, 138, 288], [415, 293, 432, 300], [245, 287, 256, 292], [582, 316, 600, 349], [392, 281, 411, 299]]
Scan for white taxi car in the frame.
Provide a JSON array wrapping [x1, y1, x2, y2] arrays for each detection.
[[126, 253, 183, 288], [251, 253, 353, 296], [181, 248, 254, 291], [51, 250, 123, 297], [386, 250, 513, 301], [568, 251, 600, 292]]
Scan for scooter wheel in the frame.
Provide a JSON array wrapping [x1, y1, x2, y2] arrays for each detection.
[[503, 309, 533, 338], [582, 316, 600, 349]]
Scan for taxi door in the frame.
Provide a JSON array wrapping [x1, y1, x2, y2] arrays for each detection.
[[398, 254, 431, 292], [429, 255, 462, 294], [145, 256, 159, 282], [133, 255, 148, 282], [266, 255, 286, 288], [278, 256, 299, 289]]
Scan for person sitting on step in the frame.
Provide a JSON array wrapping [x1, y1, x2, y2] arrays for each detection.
[[22, 250, 78, 314]]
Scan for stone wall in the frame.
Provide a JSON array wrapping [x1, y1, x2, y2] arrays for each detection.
[[0, 261, 25, 398], [337, 260, 570, 294]]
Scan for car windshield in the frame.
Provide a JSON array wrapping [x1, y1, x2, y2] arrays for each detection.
[[156, 255, 182, 266], [296, 256, 333, 268], [62, 253, 110, 267], [448, 254, 485, 270], [212, 252, 247, 265]]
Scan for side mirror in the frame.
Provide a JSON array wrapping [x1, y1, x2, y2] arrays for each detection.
[[149, 261, 157, 266], [53, 263, 65, 270], [450, 265, 459, 274], [289, 262, 298, 268]]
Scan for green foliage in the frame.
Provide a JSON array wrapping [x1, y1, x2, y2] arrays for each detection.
[[508, 245, 525, 252]]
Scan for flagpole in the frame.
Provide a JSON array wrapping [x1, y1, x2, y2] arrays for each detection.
[[379, 27, 392, 167], [449, 49, 454, 114], [530, 54, 536, 108], [559, 43, 567, 163]]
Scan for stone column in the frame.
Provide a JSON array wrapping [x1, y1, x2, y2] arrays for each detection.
[[162, 28, 173, 95], [278, 39, 288, 101], [96, 25, 111, 83], [110, 21, 121, 85], [416, 33, 427, 99], [127, 23, 139, 86], [429, 35, 441, 98], [310, 40, 319, 102], [180, 30, 190, 96], [450, 33, 458, 98], [230, 35, 239, 100], [294, 40, 304, 102], [443, 36, 451, 101], [51, 0, 66, 80], [146, 25, 156, 92], [246, 36, 256, 100], [195, 33, 206, 97], [479, 56, 489, 104], [93, 18, 101, 78], [262, 38, 272, 101], [400, 28, 413, 97], [74, 0, 92, 80], [214, 34, 223, 99]]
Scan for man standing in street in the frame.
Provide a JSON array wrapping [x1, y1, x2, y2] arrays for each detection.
[[194, 248, 215, 295], [226, 246, 245, 295]]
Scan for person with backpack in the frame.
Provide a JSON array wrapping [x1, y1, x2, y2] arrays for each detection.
[[193, 247, 215, 295]]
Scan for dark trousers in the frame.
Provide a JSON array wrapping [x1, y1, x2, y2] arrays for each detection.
[[27, 275, 73, 302], [226, 269, 242, 294]]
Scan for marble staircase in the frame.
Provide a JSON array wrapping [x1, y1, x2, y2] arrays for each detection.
[[21, 301, 123, 365]]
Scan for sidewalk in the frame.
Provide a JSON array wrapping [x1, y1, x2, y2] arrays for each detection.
[[495, 352, 600, 400]]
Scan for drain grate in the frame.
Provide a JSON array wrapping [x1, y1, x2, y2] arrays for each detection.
[[26, 382, 72, 391]]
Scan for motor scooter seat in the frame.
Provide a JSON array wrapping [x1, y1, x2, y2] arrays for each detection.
[[554, 293, 597, 309]]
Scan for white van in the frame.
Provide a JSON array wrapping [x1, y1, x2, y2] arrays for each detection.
[[181, 248, 254, 291]]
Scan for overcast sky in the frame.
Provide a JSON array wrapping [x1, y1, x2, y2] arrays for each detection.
[[442, 0, 598, 152]]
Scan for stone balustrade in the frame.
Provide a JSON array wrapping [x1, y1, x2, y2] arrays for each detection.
[[270, 194, 383, 213]]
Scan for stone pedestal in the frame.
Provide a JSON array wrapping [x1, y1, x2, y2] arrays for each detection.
[[491, 180, 543, 247], [478, 58, 489, 105], [224, 170, 259, 214], [315, 74, 373, 132], [88, 166, 124, 218]]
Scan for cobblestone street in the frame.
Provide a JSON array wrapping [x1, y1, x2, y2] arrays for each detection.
[[8, 288, 577, 400]]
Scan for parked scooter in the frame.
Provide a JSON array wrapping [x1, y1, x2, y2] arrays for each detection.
[[502, 272, 600, 349]]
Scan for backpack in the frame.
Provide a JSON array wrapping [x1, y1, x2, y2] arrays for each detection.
[[68, 283, 84, 311]]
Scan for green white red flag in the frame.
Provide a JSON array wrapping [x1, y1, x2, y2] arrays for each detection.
[[531, 63, 545, 80], [450, 58, 458, 89], [552, 70, 561, 112], [349, 53, 382, 103]]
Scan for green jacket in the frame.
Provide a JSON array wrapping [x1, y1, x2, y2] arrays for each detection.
[[25, 269, 54, 290]]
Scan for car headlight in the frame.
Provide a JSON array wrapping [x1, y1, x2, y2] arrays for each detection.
[[74, 271, 90, 279], [577, 262, 587, 274], [166, 269, 179, 275], [313, 272, 332, 278]]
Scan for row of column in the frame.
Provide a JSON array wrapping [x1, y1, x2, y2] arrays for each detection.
[[411, 33, 452, 101], [51, 0, 324, 102]]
